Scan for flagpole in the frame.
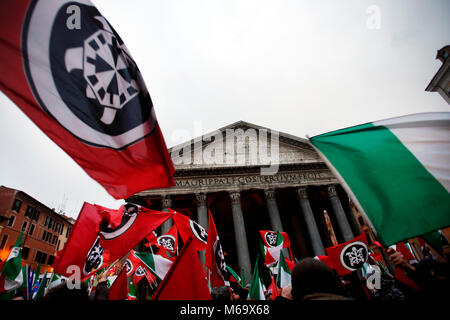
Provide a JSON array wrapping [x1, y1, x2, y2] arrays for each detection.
[[306, 135, 379, 238]]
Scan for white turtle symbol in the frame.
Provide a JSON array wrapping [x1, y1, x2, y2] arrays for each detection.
[[64, 16, 144, 125]]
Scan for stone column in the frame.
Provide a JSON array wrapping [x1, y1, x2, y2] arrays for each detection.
[[264, 189, 284, 232], [265, 188, 290, 259], [297, 187, 326, 256], [195, 193, 208, 229], [195, 193, 208, 269], [161, 195, 173, 234], [327, 185, 354, 242], [229, 191, 252, 282]]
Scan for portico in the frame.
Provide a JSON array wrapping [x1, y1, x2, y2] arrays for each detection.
[[129, 121, 363, 281]]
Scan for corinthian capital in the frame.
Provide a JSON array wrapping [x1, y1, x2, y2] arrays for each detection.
[[327, 185, 338, 198], [195, 193, 207, 206], [228, 191, 241, 204], [161, 195, 172, 209], [264, 189, 276, 201], [297, 187, 308, 199]]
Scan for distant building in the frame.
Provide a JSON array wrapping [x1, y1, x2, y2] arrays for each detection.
[[0, 186, 74, 272], [425, 45, 450, 105]]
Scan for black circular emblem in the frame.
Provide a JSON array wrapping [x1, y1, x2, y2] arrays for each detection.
[[83, 236, 104, 276], [157, 235, 176, 252], [135, 266, 146, 277], [340, 241, 368, 271], [22, 1, 156, 149], [100, 204, 138, 240], [189, 220, 208, 244], [265, 231, 279, 247], [124, 259, 133, 276], [213, 237, 230, 281]]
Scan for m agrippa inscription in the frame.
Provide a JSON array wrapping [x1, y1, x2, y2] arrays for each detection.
[[162, 170, 337, 195]]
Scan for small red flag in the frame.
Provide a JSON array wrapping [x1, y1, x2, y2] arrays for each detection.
[[325, 232, 368, 276], [99, 204, 172, 262], [53, 203, 172, 277], [205, 210, 230, 287], [172, 211, 208, 251], [152, 237, 212, 300], [53, 203, 111, 277], [109, 267, 128, 300]]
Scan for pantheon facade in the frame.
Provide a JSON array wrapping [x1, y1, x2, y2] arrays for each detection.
[[128, 121, 368, 280]]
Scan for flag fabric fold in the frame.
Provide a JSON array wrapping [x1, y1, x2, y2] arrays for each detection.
[[152, 237, 212, 300]]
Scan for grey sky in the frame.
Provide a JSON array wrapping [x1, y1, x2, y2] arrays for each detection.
[[0, 0, 449, 218]]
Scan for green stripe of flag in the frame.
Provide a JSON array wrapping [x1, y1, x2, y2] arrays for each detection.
[[310, 112, 450, 245]]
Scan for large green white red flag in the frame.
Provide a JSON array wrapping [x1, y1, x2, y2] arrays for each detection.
[[0, 231, 23, 293], [309, 112, 450, 245], [259, 230, 291, 266]]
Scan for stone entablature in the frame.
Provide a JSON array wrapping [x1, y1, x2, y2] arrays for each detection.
[[136, 167, 337, 197]]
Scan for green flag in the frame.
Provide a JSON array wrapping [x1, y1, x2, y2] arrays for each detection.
[[0, 231, 24, 293], [248, 256, 265, 300], [33, 263, 41, 286], [310, 112, 450, 245], [276, 251, 291, 289], [240, 267, 247, 288], [33, 272, 48, 300]]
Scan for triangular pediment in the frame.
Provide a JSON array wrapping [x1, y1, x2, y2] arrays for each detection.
[[169, 121, 322, 170]]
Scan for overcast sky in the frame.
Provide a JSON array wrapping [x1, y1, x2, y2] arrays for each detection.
[[0, 0, 449, 218]]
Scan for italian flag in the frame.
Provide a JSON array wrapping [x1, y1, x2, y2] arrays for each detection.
[[134, 252, 173, 281], [248, 256, 265, 300], [0, 231, 23, 293], [310, 112, 450, 245], [276, 251, 291, 289], [259, 231, 291, 266]]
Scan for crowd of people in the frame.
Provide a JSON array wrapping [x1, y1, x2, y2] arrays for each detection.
[[37, 244, 449, 302], [212, 247, 449, 302]]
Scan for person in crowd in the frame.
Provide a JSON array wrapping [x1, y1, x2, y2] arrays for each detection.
[[43, 267, 110, 300], [386, 247, 449, 301], [211, 286, 231, 301], [290, 257, 350, 301]]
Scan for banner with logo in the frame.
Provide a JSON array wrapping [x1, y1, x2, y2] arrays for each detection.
[[172, 211, 208, 251], [0, 0, 175, 199], [325, 232, 368, 276]]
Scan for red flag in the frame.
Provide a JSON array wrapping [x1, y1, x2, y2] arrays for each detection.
[[125, 250, 147, 285], [394, 268, 420, 291], [147, 224, 178, 254], [0, 0, 174, 200], [284, 257, 295, 271], [267, 277, 279, 300], [99, 204, 172, 262], [53, 202, 112, 277], [53, 203, 171, 276], [314, 255, 336, 270], [172, 211, 208, 251], [205, 210, 230, 287], [152, 237, 212, 300], [325, 232, 368, 276], [109, 267, 128, 300], [259, 230, 293, 265], [394, 242, 416, 262]]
